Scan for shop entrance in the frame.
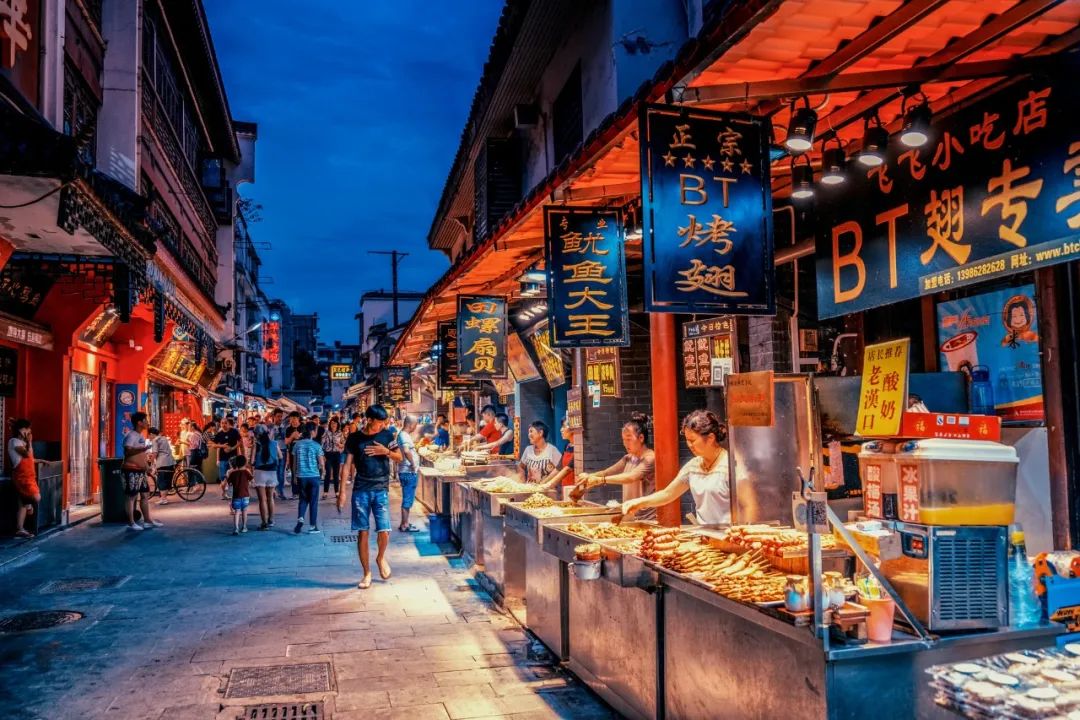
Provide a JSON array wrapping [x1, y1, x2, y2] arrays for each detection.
[[69, 372, 95, 506]]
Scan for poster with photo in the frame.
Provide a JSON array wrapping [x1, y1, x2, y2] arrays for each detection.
[[936, 284, 1043, 423]]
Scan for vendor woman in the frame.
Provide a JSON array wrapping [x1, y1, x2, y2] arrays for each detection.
[[621, 409, 730, 525], [519, 420, 563, 486], [573, 412, 655, 518]]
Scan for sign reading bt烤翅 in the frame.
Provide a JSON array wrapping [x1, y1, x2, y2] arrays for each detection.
[[817, 79, 1080, 319], [457, 296, 507, 378], [641, 105, 775, 314], [543, 207, 629, 347], [437, 321, 478, 391]]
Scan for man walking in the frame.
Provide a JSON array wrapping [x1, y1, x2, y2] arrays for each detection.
[[396, 416, 420, 532], [211, 417, 241, 499], [266, 408, 286, 500], [338, 404, 401, 589], [292, 422, 325, 534], [121, 412, 163, 531]]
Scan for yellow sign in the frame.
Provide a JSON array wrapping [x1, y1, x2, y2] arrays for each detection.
[[329, 364, 352, 381], [855, 338, 910, 437]]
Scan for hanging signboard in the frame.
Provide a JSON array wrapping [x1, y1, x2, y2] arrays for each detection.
[[543, 207, 630, 347], [524, 321, 566, 389], [566, 388, 583, 430], [437, 321, 479, 391], [936, 285, 1043, 423], [0, 263, 54, 319], [817, 78, 1080, 319], [727, 371, 775, 426], [682, 317, 736, 387], [855, 338, 911, 437], [641, 104, 775, 314], [261, 321, 281, 364], [114, 384, 139, 456], [506, 332, 540, 382], [384, 366, 411, 405], [456, 295, 508, 378], [329, 364, 352, 381], [0, 347, 16, 397], [584, 347, 621, 397], [0, 314, 52, 349]]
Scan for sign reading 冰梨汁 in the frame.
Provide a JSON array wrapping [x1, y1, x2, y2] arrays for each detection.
[[437, 321, 478, 391], [641, 105, 775, 314], [817, 79, 1080, 319], [457, 296, 507, 378], [543, 207, 629, 347]]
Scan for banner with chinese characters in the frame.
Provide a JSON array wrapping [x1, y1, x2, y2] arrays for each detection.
[[855, 338, 910, 437], [261, 321, 281, 364], [523, 321, 566, 389], [566, 389, 583, 430], [936, 285, 1043, 423], [543, 207, 629, 347], [726, 371, 774, 426], [817, 78, 1080, 318], [437, 321, 479, 391], [584, 347, 621, 397], [329, 364, 353, 381], [456, 296, 508, 378], [383, 366, 411, 405], [682, 317, 736, 388], [641, 105, 775, 314]]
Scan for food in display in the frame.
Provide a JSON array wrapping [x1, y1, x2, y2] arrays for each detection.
[[566, 522, 648, 540], [520, 493, 559, 509], [639, 528, 683, 561], [929, 648, 1080, 718], [434, 456, 464, 473], [719, 525, 838, 558], [461, 450, 491, 464], [473, 477, 534, 493]]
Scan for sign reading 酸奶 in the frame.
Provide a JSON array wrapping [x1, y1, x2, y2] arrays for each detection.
[[437, 321, 478, 391], [817, 79, 1080, 318], [584, 347, 621, 397], [641, 105, 775, 314], [457, 296, 507, 378], [682, 317, 735, 388], [855, 338, 911, 437], [543, 207, 629, 347]]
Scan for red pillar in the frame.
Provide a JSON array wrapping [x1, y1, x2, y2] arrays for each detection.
[[650, 313, 681, 527]]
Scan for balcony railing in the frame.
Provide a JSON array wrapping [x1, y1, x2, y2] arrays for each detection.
[[148, 195, 217, 302]]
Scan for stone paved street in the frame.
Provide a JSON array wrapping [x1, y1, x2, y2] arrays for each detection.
[[0, 488, 616, 720]]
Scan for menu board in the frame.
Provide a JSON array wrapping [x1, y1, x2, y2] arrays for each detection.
[[584, 347, 621, 397], [566, 388, 583, 430], [525, 322, 566, 389], [682, 317, 735, 387]]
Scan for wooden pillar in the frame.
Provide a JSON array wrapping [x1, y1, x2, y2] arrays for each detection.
[[650, 313, 681, 527], [1037, 267, 1072, 549]]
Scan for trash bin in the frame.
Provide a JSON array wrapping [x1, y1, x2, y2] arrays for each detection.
[[99, 458, 127, 523], [428, 513, 451, 544]]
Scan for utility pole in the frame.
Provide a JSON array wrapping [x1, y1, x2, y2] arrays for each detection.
[[368, 250, 408, 327]]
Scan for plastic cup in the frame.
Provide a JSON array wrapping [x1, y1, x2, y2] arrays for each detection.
[[864, 597, 896, 643]]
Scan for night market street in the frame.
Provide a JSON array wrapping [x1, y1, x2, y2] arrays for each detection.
[[0, 489, 614, 720]]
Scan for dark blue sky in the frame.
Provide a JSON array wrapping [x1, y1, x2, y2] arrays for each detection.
[[204, 1, 503, 343]]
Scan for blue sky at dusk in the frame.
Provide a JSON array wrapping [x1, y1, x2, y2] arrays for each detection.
[[204, 1, 503, 343]]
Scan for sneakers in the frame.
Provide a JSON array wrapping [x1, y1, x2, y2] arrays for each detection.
[[258, 522, 268, 531], [293, 518, 304, 534], [307, 526, 321, 534], [232, 529, 239, 536], [144, 519, 164, 528], [157, 498, 169, 506], [240, 526, 248, 534], [268, 520, 275, 527], [127, 523, 143, 531]]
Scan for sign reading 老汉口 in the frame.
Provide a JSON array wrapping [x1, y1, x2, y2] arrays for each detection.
[[641, 105, 775, 314], [543, 207, 629, 347], [855, 339, 910, 437], [457, 296, 507, 378], [817, 78, 1080, 318]]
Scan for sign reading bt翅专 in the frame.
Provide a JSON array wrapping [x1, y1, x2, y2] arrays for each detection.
[[816, 78, 1080, 318], [543, 207, 629, 347], [457, 296, 507, 378], [641, 105, 775, 314], [437, 321, 478, 391]]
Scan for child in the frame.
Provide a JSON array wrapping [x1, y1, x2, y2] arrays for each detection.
[[226, 456, 253, 535]]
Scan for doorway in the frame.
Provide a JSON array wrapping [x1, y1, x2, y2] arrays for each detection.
[[69, 372, 95, 506]]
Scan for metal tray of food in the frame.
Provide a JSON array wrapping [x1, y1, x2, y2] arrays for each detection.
[[503, 502, 613, 543], [597, 538, 659, 589], [464, 461, 518, 479], [474, 487, 557, 516], [542, 520, 652, 563]]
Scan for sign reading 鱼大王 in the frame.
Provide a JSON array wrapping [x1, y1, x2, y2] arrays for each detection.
[[855, 338, 911, 438], [641, 104, 775, 315], [817, 78, 1080, 318], [457, 296, 507, 378], [543, 207, 629, 347], [437, 321, 478, 391]]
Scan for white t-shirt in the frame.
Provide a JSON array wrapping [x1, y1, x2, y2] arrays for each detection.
[[123, 430, 149, 470], [673, 451, 731, 525], [520, 443, 562, 483], [7, 437, 28, 469], [151, 435, 176, 468]]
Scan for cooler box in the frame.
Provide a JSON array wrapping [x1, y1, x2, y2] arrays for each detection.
[[859, 442, 900, 520], [894, 438, 1018, 526]]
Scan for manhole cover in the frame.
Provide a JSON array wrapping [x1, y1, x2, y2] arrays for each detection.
[[39, 576, 130, 593], [0, 610, 85, 632], [225, 662, 332, 699], [330, 535, 356, 543], [239, 701, 326, 719]]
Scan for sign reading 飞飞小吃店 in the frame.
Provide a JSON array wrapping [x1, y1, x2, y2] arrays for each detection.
[[641, 104, 775, 315], [543, 207, 629, 347], [457, 296, 507, 378], [437, 321, 479, 391], [816, 78, 1080, 319]]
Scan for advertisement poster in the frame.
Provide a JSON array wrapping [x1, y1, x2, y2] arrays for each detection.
[[114, 384, 139, 457], [936, 285, 1043, 423]]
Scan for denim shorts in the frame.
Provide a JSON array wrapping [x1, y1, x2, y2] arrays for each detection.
[[231, 496, 250, 511], [398, 472, 418, 510], [351, 488, 391, 533]]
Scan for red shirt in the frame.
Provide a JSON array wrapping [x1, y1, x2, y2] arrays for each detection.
[[228, 468, 252, 498], [480, 422, 502, 445]]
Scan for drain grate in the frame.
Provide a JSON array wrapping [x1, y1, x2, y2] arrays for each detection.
[[225, 662, 332, 699], [0, 610, 84, 632], [238, 701, 326, 719], [39, 576, 130, 593], [330, 535, 356, 543]]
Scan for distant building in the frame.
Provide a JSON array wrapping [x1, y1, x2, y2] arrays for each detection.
[[317, 341, 363, 408], [360, 290, 423, 372]]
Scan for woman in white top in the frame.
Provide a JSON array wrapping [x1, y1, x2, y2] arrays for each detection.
[[621, 409, 730, 525], [519, 420, 564, 486]]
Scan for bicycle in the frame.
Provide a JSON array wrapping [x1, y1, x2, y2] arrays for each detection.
[[148, 457, 207, 502]]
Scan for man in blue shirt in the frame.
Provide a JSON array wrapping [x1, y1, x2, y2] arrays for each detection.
[[431, 413, 450, 449], [291, 422, 325, 534]]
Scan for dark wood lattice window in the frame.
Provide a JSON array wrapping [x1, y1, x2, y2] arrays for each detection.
[[63, 63, 99, 165]]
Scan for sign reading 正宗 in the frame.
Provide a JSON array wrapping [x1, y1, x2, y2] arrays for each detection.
[[566, 388, 583, 431], [936, 285, 1042, 423], [437, 321, 479, 391], [584, 347, 621, 397], [726, 371, 775, 427], [524, 321, 566, 389], [817, 78, 1080, 319], [682, 317, 736, 388], [543, 207, 629, 347], [384, 366, 411, 405], [855, 338, 910, 437], [457, 296, 508, 378], [640, 105, 775, 314]]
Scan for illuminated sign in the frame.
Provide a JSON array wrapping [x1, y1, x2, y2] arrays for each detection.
[[261, 321, 280, 364], [329, 364, 352, 381], [457, 295, 508, 377]]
